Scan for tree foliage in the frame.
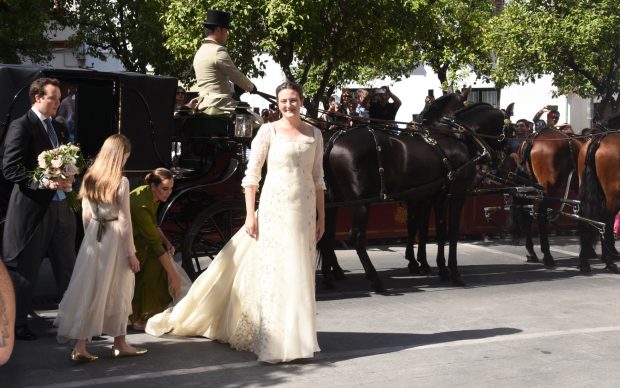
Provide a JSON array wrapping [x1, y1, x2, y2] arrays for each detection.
[[407, 0, 495, 91], [0, 0, 61, 64], [162, 0, 422, 115], [485, 0, 620, 120], [161, 0, 268, 84], [63, 0, 191, 79]]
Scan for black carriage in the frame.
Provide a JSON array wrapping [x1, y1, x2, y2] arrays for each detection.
[[0, 64, 251, 281]]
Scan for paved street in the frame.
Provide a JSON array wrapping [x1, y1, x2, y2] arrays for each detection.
[[2, 235, 620, 387]]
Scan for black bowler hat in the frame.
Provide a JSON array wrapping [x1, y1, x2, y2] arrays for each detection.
[[203, 10, 231, 29]]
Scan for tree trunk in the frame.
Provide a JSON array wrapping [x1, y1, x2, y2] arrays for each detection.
[[308, 59, 336, 119], [594, 92, 618, 122], [436, 64, 449, 94]]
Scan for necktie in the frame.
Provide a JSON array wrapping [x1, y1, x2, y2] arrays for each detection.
[[44, 118, 59, 148]]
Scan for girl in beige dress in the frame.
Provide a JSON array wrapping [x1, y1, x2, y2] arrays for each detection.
[[55, 134, 146, 362]]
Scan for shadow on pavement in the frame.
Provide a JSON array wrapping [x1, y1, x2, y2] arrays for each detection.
[[317, 327, 522, 361], [316, 243, 612, 300], [0, 326, 522, 387]]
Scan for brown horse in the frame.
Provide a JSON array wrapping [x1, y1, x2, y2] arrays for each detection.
[[319, 102, 506, 291], [511, 128, 583, 266], [577, 113, 620, 272]]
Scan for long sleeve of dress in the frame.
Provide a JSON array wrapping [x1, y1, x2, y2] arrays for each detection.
[[312, 127, 327, 190], [241, 124, 272, 188], [82, 197, 93, 231], [118, 177, 137, 258]]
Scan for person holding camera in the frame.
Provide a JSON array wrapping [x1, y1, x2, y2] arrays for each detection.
[[369, 86, 402, 123], [321, 95, 348, 128], [533, 105, 560, 129]]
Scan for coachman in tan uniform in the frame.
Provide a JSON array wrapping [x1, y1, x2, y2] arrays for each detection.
[[194, 10, 257, 115]]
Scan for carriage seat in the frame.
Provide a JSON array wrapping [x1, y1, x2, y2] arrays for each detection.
[[174, 112, 232, 140], [172, 112, 233, 173]]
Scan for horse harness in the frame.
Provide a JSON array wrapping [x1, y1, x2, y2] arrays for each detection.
[[517, 127, 578, 184], [324, 118, 493, 204]]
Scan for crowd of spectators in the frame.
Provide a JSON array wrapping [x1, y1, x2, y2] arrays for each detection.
[[319, 86, 402, 128]]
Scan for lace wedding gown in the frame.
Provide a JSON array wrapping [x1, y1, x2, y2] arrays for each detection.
[[55, 177, 136, 342], [146, 123, 325, 363]]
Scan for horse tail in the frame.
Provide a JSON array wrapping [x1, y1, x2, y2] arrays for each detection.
[[578, 135, 605, 245]]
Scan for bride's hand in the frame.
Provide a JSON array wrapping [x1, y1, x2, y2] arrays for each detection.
[[128, 254, 141, 273], [316, 218, 325, 241], [245, 213, 258, 238]]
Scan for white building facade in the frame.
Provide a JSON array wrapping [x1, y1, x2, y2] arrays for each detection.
[[23, 26, 125, 72], [244, 58, 594, 132]]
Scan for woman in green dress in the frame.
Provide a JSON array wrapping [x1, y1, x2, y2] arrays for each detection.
[[129, 168, 181, 331]]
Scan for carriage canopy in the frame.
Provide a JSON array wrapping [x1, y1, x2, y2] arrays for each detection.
[[0, 64, 177, 170]]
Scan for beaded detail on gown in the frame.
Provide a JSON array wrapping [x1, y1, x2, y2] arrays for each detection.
[[146, 123, 325, 363]]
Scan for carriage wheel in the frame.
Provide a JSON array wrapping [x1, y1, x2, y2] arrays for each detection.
[[181, 202, 245, 281]]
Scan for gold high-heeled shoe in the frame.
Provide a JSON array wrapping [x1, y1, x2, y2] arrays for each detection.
[[71, 350, 99, 363], [111, 346, 148, 357]]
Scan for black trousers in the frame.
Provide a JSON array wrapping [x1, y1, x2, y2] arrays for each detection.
[[7, 200, 76, 326]]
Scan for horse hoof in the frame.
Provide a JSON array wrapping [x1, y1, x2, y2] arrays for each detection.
[[420, 266, 434, 276], [332, 268, 346, 281], [451, 278, 466, 287], [606, 264, 620, 274], [322, 278, 335, 289], [579, 264, 592, 273], [371, 282, 386, 293], [438, 271, 450, 282], [543, 256, 556, 268], [526, 254, 539, 263], [408, 262, 421, 275]]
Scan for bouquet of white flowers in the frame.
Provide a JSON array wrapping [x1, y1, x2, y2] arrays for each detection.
[[32, 143, 83, 189]]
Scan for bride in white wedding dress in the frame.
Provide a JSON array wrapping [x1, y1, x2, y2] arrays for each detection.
[[146, 82, 325, 363]]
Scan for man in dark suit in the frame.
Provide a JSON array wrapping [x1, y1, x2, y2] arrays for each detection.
[[2, 78, 76, 340]]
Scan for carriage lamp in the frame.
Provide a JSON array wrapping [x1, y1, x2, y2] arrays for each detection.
[[234, 102, 253, 138], [171, 141, 181, 168]]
